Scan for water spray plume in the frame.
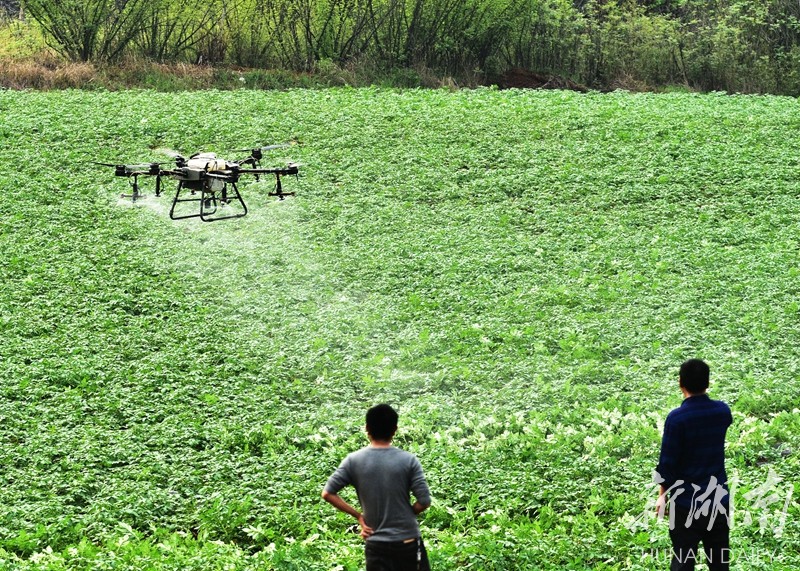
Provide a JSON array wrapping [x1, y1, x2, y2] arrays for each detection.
[[154, 147, 185, 159]]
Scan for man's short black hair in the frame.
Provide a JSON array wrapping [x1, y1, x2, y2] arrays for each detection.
[[366, 404, 398, 441], [679, 359, 710, 394]]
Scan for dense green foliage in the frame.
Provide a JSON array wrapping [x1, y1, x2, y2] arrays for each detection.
[[5, 0, 800, 93], [1, 87, 799, 570]]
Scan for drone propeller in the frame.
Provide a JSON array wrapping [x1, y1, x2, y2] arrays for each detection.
[[233, 142, 295, 153], [95, 160, 171, 167], [153, 147, 186, 160]]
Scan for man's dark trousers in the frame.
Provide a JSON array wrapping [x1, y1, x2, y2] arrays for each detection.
[[364, 538, 430, 571], [669, 504, 730, 571]]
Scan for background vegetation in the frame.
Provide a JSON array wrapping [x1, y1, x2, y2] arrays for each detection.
[[1, 87, 799, 569], [3, 0, 800, 93]]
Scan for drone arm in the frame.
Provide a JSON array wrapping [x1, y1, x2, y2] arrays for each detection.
[[240, 166, 299, 176]]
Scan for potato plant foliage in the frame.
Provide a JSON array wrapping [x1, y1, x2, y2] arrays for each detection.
[[0, 88, 799, 570]]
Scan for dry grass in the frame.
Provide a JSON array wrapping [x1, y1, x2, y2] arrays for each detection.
[[101, 59, 217, 90], [0, 55, 98, 89], [0, 56, 470, 91], [0, 56, 227, 90], [607, 72, 656, 93]]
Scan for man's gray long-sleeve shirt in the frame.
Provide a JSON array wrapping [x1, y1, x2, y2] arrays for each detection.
[[324, 446, 431, 542]]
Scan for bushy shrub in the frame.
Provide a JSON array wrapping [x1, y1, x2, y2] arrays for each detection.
[[5, 0, 800, 93]]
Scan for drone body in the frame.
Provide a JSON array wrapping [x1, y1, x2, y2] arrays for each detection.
[[101, 145, 299, 222]]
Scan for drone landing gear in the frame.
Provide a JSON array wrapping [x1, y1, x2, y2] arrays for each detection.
[[169, 181, 248, 222]]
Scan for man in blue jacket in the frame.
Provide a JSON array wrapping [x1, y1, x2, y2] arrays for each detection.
[[323, 404, 431, 571], [656, 359, 732, 571]]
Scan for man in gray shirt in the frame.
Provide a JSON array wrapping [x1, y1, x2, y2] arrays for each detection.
[[322, 404, 432, 570]]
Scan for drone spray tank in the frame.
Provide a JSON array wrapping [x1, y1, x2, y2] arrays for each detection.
[[176, 153, 231, 193], [186, 152, 228, 172]]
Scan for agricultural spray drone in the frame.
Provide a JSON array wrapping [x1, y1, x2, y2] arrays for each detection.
[[98, 144, 300, 222]]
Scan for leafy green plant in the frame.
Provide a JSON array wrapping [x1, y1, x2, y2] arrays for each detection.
[[0, 88, 798, 569]]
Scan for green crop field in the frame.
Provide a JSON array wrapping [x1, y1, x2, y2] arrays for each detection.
[[1, 87, 799, 570]]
